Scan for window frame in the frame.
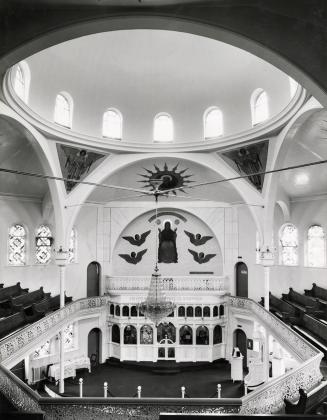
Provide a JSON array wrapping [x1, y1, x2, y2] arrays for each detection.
[[279, 223, 299, 266], [305, 224, 326, 268], [153, 112, 174, 143], [251, 88, 269, 126], [102, 108, 122, 140], [8, 223, 27, 266], [54, 91, 73, 129], [203, 107, 223, 139], [13, 61, 30, 104]]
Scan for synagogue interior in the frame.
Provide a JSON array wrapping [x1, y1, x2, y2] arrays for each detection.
[[0, 1, 327, 419]]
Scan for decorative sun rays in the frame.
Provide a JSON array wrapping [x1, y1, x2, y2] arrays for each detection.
[[138, 162, 194, 195]]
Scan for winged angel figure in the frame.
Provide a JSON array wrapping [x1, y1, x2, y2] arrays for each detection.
[[184, 231, 213, 246], [188, 249, 216, 264], [119, 249, 147, 265], [122, 230, 151, 246]]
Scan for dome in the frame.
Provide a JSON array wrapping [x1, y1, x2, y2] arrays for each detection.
[[5, 29, 303, 152]]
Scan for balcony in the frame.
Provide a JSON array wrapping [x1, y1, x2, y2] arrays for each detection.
[[105, 275, 228, 296]]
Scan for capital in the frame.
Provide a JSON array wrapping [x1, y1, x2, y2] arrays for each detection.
[[55, 246, 69, 266], [259, 246, 275, 267]]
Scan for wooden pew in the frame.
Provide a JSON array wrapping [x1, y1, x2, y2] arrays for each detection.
[[261, 293, 299, 324], [0, 282, 29, 304], [32, 297, 51, 319], [0, 282, 29, 317], [292, 313, 327, 358], [0, 310, 27, 339], [10, 287, 50, 313], [305, 283, 327, 304], [282, 288, 324, 317], [49, 294, 73, 311]]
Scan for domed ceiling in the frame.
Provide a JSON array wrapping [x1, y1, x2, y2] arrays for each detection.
[[10, 30, 298, 146]]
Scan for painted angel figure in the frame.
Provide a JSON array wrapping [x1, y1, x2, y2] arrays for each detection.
[[188, 249, 216, 264], [184, 230, 213, 246]]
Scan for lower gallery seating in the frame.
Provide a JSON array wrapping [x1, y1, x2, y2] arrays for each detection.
[[0, 284, 72, 339]]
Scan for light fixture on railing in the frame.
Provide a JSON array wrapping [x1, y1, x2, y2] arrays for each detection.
[[138, 178, 176, 326]]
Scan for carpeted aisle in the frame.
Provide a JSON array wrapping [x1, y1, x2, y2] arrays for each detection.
[[46, 361, 245, 398]]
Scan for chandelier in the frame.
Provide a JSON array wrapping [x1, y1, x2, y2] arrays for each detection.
[[138, 179, 176, 326]]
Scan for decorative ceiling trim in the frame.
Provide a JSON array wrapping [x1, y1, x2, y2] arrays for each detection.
[[3, 69, 307, 154]]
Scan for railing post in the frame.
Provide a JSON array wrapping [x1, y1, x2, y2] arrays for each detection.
[[79, 378, 83, 398], [244, 381, 248, 396], [137, 385, 141, 398], [181, 386, 185, 398], [217, 383, 221, 398], [104, 381, 108, 398]]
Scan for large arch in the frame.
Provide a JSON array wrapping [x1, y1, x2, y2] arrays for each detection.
[[0, 4, 326, 105], [64, 152, 264, 246], [0, 102, 66, 244]]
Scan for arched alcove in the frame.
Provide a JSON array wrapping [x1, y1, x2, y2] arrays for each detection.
[[235, 261, 248, 298], [88, 327, 102, 367], [233, 328, 247, 368], [87, 261, 101, 297]]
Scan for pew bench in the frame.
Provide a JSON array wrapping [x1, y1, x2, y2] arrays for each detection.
[[282, 290, 324, 317], [0, 282, 29, 305], [292, 325, 327, 358], [305, 283, 327, 302], [10, 287, 50, 313], [0, 310, 27, 339]]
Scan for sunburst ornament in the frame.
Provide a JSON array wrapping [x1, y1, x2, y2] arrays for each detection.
[[138, 163, 194, 195]]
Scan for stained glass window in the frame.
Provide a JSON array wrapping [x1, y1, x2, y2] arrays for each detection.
[[8, 224, 26, 265], [279, 223, 298, 266], [140, 325, 153, 344], [251, 89, 269, 126], [307, 225, 325, 267], [154, 113, 173, 142], [35, 225, 53, 264], [204, 108, 223, 138], [54, 93, 72, 128], [103, 109, 122, 139], [68, 228, 76, 263]]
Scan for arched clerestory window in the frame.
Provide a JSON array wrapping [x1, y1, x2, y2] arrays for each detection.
[[251, 89, 269, 126], [35, 225, 53, 264], [279, 223, 298, 266], [307, 225, 325, 267], [13, 61, 30, 103], [204, 107, 223, 139], [54, 92, 73, 128], [8, 224, 27, 266], [153, 113, 173, 142], [102, 109, 122, 139]]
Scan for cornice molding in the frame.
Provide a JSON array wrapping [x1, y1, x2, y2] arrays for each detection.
[[3, 69, 307, 154]]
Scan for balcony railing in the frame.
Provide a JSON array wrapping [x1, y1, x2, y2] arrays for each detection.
[[106, 275, 227, 293], [0, 296, 324, 416]]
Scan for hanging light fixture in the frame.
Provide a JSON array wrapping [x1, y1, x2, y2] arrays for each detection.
[[138, 179, 176, 326]]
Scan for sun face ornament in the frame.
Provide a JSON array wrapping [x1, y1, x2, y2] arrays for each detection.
[[138, 162, 194, 195]]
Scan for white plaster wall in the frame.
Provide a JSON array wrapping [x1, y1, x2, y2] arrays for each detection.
[[0, 199, 99, 300], [111, 207, 224, 277], [0, 199, 58, 294]]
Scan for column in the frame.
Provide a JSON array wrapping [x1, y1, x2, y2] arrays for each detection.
[[259, 247, 274, 311], [55, 248, 69, 394], [120, 324, 124, 361]]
